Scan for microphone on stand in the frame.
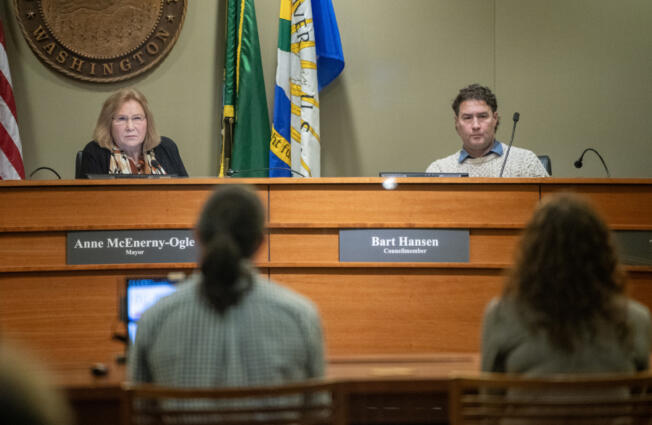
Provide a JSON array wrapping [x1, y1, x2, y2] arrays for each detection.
[[574, 148, 611, 177], [226, 167, 307, 178], [499, 112, 521, 177]]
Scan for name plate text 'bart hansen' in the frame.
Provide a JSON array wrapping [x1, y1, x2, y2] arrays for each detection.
[[339, 229, 469, 262]]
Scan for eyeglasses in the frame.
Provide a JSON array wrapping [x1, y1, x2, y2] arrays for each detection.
[[112, 115, 146, 126]]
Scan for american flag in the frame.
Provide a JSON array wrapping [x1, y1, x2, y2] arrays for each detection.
[[0, 19, 24, 180]]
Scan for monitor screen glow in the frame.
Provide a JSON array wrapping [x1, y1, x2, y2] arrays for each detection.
[[126, 277, 178, 343]]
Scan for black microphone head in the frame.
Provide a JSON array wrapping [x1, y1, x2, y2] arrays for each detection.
[[574, 159, 583, 168], [512, 112, 520, 122], [226, 169, 236, 176]]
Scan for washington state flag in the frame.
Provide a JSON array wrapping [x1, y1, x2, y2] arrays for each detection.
[[219, 0, 270, 177]]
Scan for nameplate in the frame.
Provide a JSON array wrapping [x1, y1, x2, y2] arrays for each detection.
[[339, 229, 469, 262], [67, 230, 198, 265], [614, 231, 652, 266]]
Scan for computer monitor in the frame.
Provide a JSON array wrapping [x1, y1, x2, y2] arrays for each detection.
[[378, 172, 469, 177], [125, 277, 178, 343]]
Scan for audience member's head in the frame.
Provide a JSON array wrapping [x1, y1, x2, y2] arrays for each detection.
[[196, 184, 265, 314], [504, 193, 627, 351], [0, 343, 72, 425]]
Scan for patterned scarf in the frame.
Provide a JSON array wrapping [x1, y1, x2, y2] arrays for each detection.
[[109, 145, 166, 175]]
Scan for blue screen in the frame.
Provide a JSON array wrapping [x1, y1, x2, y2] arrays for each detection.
[[126, 277, 177, 343]]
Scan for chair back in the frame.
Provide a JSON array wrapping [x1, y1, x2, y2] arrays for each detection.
[[449, 372, 652, 425], [122, 380, 345, 425], [75, 150, 84, 179], [538, 155, 552, 175]]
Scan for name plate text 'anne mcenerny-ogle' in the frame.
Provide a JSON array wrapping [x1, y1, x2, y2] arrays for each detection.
[[67, 229, 197, 265]]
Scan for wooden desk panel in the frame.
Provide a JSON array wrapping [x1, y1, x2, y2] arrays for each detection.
[[0, 232, 65, 268], [268, 184, 539, 228], [0, 233, 268, 271], [470, 229, 521, 264], [0, 272, 125, 367], [0, 270, 188, 369], [269, 229, 339, 262], [0, 185, 212, 230], [0, 181, 269, 231], [1, 178, 650, 371], [269, 229, 520, 265], [541, 183, 652, 229], [271, 268, 504, 355]]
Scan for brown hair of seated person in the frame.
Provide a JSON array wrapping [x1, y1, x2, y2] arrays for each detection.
[[93, 87, 161, 151], [196, 184, 265, 314], [0, 343, 72, 425], [503, 193, 629, 352], [452, 83, 500, 131]]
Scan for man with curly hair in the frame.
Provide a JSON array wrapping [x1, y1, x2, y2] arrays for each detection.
[[426, 84, 549, 177]]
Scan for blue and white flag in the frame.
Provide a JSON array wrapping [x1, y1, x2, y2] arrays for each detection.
[[269, 0, 344, 177]]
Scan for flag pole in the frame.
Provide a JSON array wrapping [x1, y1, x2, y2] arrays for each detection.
[[219, 115, 234, 176]]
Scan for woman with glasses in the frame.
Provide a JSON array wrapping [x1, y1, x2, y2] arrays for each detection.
[[80, 88, 188, 177]]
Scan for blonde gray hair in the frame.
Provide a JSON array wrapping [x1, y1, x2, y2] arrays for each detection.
[[93, 88, 160, 151]]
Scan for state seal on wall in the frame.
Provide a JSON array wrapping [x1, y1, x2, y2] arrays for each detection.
[[13, 0, 187, 83]]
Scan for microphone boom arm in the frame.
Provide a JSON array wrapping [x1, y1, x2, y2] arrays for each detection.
[[574, 148, 611, 177], [499, 112, 520, 177]]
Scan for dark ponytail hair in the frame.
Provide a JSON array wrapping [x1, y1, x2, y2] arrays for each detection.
[[197, 185, 264, 314]]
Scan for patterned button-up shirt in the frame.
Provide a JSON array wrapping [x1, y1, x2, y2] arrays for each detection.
[[128, 272, 324, 387]]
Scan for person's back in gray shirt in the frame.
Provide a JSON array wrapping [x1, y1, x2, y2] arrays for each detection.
[[128, 273, 324, 387]]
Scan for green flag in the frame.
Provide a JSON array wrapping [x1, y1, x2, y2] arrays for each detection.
[[220, 0, 270, 177]]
